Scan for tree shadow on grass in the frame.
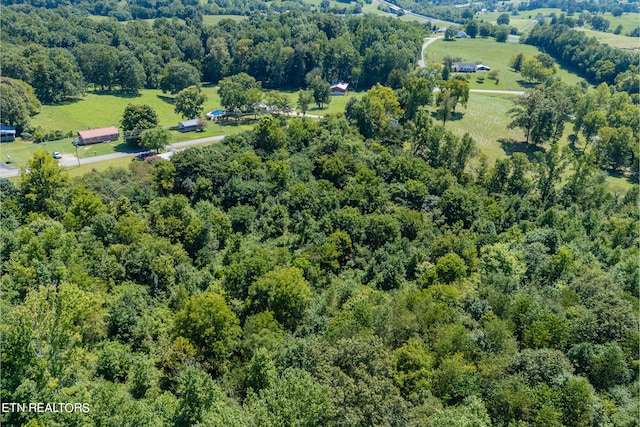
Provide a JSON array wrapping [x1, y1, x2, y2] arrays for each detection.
[[47, 97, 83, 106], [605, 168, 638, 188], [429, 111, 464, 122], [499, 138, 544, 160], [112, 140, 144, 153], [516, 80, 537, 89], [157, 94, 175, 105], [92, 90, 142, 99], [111, 92, 142, 99]]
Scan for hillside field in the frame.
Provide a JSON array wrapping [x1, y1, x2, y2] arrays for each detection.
[[575, 27, 639, 50], [425, 37, 585, 91]]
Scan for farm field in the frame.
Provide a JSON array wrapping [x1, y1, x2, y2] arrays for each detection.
[[425, 37, 585, 91], [575, 27, 639, 50]]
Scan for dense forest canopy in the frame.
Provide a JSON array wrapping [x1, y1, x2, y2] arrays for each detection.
[[0, 6, 426, 100], [1, 0, 639, 425], [1, 104, 639, 425], [0, 0, 311, 20]]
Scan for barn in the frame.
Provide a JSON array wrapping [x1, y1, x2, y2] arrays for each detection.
[[77, 126, 120, 145], [330, 82, 349, 96]]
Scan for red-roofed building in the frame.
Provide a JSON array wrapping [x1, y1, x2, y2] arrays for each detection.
[[77, 126, 120, 145], [330, 82, 349, 96]]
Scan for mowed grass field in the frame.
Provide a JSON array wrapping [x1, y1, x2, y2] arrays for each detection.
[[476, 12, 534, 32], [425, 92, 634, 193], [591, 11, 640, 35], [575, 27, 639, 49], [425, 37, 585, 91], [429, 93, 525, 164]]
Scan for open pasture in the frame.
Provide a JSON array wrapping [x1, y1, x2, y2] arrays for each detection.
[[425, 37, 585, 91]]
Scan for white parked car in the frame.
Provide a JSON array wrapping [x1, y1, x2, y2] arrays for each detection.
[[53, 152, 62, 159]]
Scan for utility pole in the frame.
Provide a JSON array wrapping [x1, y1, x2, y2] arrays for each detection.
[[74, 140, 80, 166]]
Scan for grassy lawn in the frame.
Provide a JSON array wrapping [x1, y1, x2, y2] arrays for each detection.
[[64, 156, 134, 178], [0, 121, 252, 170], [427, 93, 526, 164], [425, 37, 585, 91], [30, 86, 358, 135], [7, 85, 358, 170], [202, 14, 246, 25], [309, 91, 363, 115], [575, 27, 639, 50], [475, 12, 534, 32], [424, 92, 634, 193], [596, 12, 640, 35]]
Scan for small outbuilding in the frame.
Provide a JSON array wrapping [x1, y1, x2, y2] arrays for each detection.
[[0, 124, 16, 142], [476, 64, 491, 71], [453, 62, 477, 73], [330, 82, 349, 96], [178, 119, 200, 132], [455, 31, 468, 38], [77, 126, 120, 145]]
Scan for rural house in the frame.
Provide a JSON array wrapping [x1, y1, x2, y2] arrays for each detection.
[[453, 62, 476, 73], [178, 119, 201, 132], [330, 82, 349, 95], [77, 126, 120, 145], [0, 124, 16, 142]]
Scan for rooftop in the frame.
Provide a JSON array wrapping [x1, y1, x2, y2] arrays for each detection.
[[78, 126, 119, 139]]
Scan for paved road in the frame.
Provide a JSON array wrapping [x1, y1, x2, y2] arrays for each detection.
[[418, 36, 444, 67]]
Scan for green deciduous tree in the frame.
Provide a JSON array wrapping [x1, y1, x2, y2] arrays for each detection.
[[159, 61, 201, 94], [436, 79, 469, 125], [121, 104, 160, 137], [497, 13, 510, 25], [20, 150, 68, 215], [140, 128, 171, 153], [254, 116, 287, 152], [444, 26, 457, 41], [297, 89, 314, 115], [346, 83, 403, 138], [400, 76, 434, 120], [248, 266, 312, 330], [117, 50, 146, 94], [521, 58, 555, 83], [507, 90, 554, 145], [597, 126, 634, 170], [308, 75, 331, 109], [174, 85, 208, 119], [174, 289, 241, 372], [30, 48, 85, 104], [0, 78, 32, 134], [218, 72, 262, 114], [495, 25, 510, 42], [245, 368, 335, 427]]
